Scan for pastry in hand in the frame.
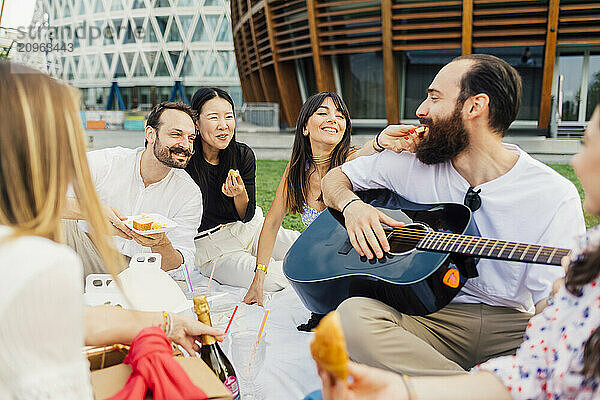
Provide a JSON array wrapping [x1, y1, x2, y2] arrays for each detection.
[[310, 311, 349, 380], [132, 215, 153, 231], [228, 169, 240, 178]]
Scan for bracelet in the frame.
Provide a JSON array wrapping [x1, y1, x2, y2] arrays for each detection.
[[167, 312, 173, 337], [400, 375, 417, 400], [341, 198, 360, 215], [161, 311, 173, 338], [161, 311, 168, 335], [373, 132, 385, 152], [254, 263, 268, 274]]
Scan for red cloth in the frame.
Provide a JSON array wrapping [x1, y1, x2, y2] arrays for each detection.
[[108, 326, 208, 400]]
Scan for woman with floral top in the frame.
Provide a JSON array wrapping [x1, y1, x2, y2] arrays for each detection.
[[312, 105, 600, 399]]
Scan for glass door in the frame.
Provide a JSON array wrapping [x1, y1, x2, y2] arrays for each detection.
[[556, 53, 583, 122], [556, 50, 600, 124], [586, 53, 600, 120]]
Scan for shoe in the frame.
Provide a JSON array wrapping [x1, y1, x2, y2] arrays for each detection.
[[297, 313, 325, 332]]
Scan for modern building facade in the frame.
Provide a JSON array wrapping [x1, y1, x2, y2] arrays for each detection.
[[36, 0, 241, 110], [231, 0, 600, 135]]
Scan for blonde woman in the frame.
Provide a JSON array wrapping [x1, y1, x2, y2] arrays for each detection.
[[0, 62, 223, 399]]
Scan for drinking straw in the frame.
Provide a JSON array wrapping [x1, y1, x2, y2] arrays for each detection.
[[256, 309, 270, 345], [224, 305, 239, 335], [183, 263, 193, 292], [206, 261, 217, 291]]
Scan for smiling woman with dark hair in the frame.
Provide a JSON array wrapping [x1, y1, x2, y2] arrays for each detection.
[[186, 87, 302, 293], [242, 91, 422, 330]]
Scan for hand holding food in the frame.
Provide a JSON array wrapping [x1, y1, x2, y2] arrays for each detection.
[[127, 214, 173, 247], [130, 231, 169, 248], [104, 205, 134, 239], [313, 312, 412, 400], [132, 214, 167, 231], [319, 361, 411, 400], [377, 125, 428, 154], [311, 311, 349, 380], [222, 169, 246, 198]]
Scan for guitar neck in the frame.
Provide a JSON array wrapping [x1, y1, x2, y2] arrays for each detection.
[[416, 231, 570, 266]]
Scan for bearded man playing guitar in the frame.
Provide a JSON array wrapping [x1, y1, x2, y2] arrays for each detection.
[[321, 54, 586, 375]]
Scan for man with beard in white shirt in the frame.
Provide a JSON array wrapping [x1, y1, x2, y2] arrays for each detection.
[[63, 102, 202, 277], [321, 54, 585, 376]]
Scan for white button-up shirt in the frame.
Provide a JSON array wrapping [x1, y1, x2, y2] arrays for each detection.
[[79, 147, 202, 269]]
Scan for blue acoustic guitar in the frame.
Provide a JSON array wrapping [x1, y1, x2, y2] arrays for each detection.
[[283, 189, 570, 316]]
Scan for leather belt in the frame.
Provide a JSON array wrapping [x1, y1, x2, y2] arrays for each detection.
[[194, 225, 222, 240]]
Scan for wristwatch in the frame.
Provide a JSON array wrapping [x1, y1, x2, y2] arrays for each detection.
[[254, 263, 268, 274]]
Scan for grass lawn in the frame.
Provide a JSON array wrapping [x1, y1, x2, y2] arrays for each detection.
[[256, 160, 599, 232], [548, 164, 600, 228]]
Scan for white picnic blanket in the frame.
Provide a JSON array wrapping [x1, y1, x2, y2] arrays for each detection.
[[182, 268, 321, 400]]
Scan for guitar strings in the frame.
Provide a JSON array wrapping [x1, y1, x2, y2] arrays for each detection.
[[382, 235, 568, 260], [385, 227, 555, 251], [382, 228, 569, 256], [388, 233, 568, 256], [383, 225, 570, 257], [387, 236, 565, 254]]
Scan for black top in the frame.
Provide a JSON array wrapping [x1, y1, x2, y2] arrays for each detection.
[[186, 142, 256, 232]]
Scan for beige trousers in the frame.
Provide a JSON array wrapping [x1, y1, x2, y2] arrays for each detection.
[[194, 207, 300, 291], [62, 220, 130, 281], [337, 296, 532, 376]]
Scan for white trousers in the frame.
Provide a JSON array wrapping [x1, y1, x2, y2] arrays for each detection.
[[194, 207, 301, 291]]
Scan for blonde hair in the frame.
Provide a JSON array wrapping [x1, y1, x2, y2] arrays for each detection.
[[0, 61, 122, 277]]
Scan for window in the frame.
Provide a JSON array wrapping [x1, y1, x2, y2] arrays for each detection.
[[475, 46, 543, 121], [402, 49, 460, 119], [586, 54, 600, 120], [338, 51, 385, 119], [556, 50, 599, 123]]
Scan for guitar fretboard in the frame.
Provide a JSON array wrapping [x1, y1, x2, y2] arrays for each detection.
[[416, 231, 570, 266]]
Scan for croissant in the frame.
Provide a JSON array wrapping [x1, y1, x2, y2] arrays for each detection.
[[310, 311, 349, 380]]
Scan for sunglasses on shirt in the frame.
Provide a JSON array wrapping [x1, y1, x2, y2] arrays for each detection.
[[464, 186, 481, 212]]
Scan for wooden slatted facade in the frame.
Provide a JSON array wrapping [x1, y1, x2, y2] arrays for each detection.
[[232, 0, 600, 130]]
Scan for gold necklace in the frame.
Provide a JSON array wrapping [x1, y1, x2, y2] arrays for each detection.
[[312, 153, 331, 166]]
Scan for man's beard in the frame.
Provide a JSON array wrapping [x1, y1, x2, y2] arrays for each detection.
[[416, 102, 469, 165], [153, 135, 193, 169]]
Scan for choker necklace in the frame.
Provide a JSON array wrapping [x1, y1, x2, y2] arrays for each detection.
[[312, 153, 331, 166]]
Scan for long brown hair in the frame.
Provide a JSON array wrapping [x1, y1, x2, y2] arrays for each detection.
[[285, 92, 352, 214], [0, 61, 122, 277]]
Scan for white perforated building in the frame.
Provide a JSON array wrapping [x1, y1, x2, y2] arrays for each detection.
[[31, 0, 241, 109]]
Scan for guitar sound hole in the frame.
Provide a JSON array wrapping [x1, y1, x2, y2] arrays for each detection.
[[388, 223, 429, 255]]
